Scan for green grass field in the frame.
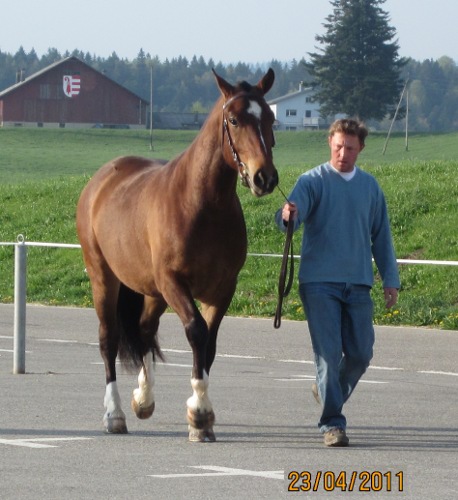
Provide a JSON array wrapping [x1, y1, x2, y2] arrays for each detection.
[[1, 127, 457, 329]]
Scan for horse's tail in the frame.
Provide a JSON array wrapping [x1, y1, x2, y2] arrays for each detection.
[[117, 283, 164, 370]]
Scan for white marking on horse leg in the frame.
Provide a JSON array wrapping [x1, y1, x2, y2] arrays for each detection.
[[186, 370, 212, 414], [131, 351, 155, 419], [103, 381, 127, 433], [186, 370, 216, 442]]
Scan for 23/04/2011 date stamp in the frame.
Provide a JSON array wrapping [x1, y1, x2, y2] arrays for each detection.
[[288, 470, 404, 493]]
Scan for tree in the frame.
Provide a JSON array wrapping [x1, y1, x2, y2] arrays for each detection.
[[306, 0, 407, 121]]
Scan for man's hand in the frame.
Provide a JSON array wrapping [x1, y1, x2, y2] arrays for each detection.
[[282, 202, 297, 223], [384, 287, 398, 309]]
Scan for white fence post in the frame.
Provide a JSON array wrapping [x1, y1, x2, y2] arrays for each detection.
[[13, 235, 27, 374]]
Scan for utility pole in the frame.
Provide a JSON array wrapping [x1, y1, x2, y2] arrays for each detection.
[[149, 63, 154, 151], [382, 79, 409, 155], [405, 86, 409, 151]]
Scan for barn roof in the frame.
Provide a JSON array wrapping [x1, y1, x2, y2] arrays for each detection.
[[0, 56, 149, 104]]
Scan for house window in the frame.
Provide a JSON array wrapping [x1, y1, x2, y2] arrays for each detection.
[[286, 109, 297, 117], [305, 96, 313, 103], [305, 110, 312, 118]]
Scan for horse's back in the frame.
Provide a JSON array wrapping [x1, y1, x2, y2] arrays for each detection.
[[85, 156, 167, 190]]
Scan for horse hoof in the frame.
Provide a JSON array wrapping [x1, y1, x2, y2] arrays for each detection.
[[187, 408, 216, 442], [187, 408, 215, 430], [131, 398, 155, 420], [188, 426, 216, 443], [104, 417, 128, 434]]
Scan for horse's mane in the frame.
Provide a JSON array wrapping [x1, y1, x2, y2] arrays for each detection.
[[237, 80, 253, 92]]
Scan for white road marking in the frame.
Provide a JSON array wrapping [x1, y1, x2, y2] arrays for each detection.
[[275, 375, 388, 384], [10, 335, 456, 379], [38, 339, 78, 344], [419, 370, 458, 377], [275, 374, 315, 382], [370, 365, 404, 371], [0, 437, 92, 449], [149, 465, 284, 480], [279, 359, 314, 365], [217, 353, 264, 360]]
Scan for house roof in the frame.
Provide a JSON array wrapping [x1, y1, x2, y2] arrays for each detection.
[[0, 56, 149, 104], [268, 86, 314, 105]]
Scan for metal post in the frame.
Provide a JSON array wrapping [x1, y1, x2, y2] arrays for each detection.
[[14, 235, 27, 374]]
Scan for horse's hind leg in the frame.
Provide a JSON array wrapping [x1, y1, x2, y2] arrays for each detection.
[[90, 269, 128, 434], [131, 296, 167, 420], [131, 351, 155, 419]]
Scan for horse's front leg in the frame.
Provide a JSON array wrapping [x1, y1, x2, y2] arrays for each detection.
[[131, 351, 155, 419], [162, 280, 215, 441], [187, 368, 215, 442], [184, 313, 216, 442]]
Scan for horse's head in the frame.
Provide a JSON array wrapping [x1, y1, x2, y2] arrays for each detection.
[[213, 68, 279, 197]]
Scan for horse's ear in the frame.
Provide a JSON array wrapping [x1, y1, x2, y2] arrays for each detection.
[[212, 69, 235, 99], [257, 68, 275, 95]]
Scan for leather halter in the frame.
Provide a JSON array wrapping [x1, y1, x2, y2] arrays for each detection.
[[222, 93, 253, 189]]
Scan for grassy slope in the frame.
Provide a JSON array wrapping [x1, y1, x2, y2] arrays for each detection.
[[0, 128, 457, 329]]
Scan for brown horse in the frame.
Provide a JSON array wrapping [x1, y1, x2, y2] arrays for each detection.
[[76, 69, 278, 442]]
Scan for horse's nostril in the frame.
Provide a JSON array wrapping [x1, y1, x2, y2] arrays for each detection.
[[267, 170, 279, 192], [254, 171, 267, 188], [254, 169, 278, 193]]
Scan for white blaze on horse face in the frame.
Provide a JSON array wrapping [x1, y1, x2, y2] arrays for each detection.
[[247, 99, 262, 120], [186, 370, 213, 413], [132, 351, 155, 409], [247, 99, 268, 153]]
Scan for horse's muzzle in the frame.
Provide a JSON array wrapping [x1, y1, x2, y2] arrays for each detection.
[[253, 167, 279, 195]]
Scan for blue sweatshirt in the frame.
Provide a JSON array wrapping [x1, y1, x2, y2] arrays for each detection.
[[275, 163, 400, 289]]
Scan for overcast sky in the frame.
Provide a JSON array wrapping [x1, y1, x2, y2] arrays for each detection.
[[2, 0, 457, 64]]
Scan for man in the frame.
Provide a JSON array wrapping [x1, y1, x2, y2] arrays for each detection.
[[275, 119, 400, 447]]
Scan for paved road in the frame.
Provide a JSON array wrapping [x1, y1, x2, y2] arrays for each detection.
[[0, 304, 457, 499]]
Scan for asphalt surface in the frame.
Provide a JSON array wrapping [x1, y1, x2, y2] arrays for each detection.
[[0, 303, 457, 499]]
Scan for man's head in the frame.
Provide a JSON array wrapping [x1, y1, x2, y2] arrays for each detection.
[[328, 119, 368, 173]]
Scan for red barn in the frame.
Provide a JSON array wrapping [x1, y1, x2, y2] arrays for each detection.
[[0, 56, 149, 128]]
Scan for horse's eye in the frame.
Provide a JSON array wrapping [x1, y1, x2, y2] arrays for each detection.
[[228, 116, 238, 127]]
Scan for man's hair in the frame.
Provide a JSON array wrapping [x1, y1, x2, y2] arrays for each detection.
[[328, 119, 368, 146]]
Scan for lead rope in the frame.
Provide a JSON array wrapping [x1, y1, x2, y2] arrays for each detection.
[[274, 186, 295, 329]]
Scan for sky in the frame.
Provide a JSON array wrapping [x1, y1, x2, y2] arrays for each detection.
[[2, 0, 457, 65]]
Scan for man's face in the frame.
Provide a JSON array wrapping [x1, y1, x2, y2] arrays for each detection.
[[328, 132, 364, 173]]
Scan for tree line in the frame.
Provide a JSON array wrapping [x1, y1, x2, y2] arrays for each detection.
[[0, 46, 457, 132]]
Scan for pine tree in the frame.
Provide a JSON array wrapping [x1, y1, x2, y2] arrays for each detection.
[[307, 0, 407, 121]]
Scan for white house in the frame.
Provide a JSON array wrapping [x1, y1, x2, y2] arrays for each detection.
[[268, 85, 339, 130]]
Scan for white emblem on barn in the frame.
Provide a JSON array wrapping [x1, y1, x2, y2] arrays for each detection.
[[63, 75, 81, 97]]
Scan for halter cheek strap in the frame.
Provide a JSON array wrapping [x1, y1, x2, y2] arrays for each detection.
[[221, 93, 252, 189], [222, 116, 250, 188]]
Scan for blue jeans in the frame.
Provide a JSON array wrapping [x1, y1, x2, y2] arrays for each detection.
[[299, 282, 374, 433]]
